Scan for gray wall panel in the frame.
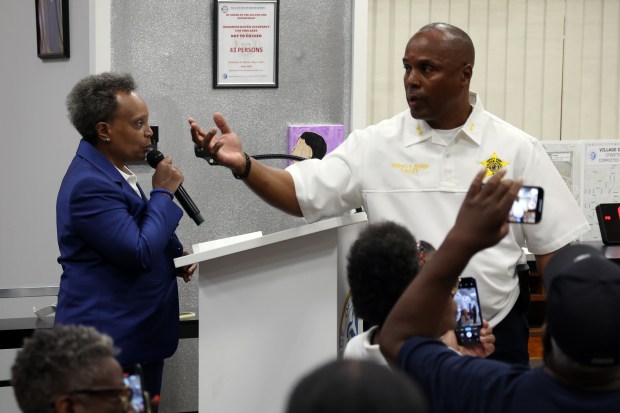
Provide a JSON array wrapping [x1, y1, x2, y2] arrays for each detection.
[[111, 1, 352, 411]]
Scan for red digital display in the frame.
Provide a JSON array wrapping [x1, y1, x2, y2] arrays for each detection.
[[596, 204, 620, 244]]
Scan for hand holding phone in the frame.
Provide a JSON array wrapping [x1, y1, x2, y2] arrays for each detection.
[[454, 277, 483, 347], [123, 364, 149, 413]]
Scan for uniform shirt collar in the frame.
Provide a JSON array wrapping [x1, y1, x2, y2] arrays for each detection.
[[404, 92, 485, 147]]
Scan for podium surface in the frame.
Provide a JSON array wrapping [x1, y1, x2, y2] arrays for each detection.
[[175, 213, 368, 413]]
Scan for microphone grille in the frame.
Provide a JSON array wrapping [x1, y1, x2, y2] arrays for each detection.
[[146, 150, 164, 168]]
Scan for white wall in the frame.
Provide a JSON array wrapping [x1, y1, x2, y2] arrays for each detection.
[[366, 0, 620, 141], [0, 0, 90, 292], [0, 3, 92, 410]]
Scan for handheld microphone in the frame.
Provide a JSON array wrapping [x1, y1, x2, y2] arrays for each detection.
[[147, 150, 205, 226]]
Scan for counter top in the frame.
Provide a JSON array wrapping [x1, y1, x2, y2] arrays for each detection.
[[0, 315, 198, 350]]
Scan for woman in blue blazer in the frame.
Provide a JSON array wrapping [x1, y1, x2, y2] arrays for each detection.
[[55, 72, 195, 399]]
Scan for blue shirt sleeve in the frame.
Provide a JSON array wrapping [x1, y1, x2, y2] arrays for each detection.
[[396, 337, 530, 413]]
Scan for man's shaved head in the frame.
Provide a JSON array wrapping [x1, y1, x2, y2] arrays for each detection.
[[416, 22, 475, 68]]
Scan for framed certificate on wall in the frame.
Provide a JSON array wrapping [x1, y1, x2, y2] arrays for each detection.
[[214, 0, 279, 88]]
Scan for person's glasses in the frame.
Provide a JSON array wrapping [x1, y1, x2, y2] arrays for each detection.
[[416, 240, 427, 268], [68, 386, 134, 411], [416, 240, 436, 269]]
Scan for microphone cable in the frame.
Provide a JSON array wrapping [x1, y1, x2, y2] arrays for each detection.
[[194, 145, 308, 165]]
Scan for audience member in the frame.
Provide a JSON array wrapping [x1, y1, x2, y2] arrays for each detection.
[[344, 221, 494, 364], [285, 359, 428, 413], [11, 325, 137, 413], [380, 169, 620, 412]]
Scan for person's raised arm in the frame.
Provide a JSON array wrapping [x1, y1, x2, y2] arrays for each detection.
[[379, 169, 521, 362], [189, 112, 302, 216]]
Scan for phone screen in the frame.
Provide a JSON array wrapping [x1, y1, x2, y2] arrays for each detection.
[[123, 364, 147, 413], [509, 186, 544, 224], [454, 277, 483, 346]]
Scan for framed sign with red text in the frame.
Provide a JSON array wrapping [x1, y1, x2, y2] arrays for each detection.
[[214, 0, 279, 88]]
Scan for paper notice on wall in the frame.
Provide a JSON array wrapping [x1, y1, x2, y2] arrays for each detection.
[[581, 142, 620, 241]]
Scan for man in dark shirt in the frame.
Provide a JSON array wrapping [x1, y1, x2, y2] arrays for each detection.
[[380, 168, 620, 413]]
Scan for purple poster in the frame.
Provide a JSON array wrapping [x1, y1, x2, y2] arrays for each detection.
[[288, 125, 345, 162]]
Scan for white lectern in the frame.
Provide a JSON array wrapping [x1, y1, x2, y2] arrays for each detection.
[[174, 212, 368, 413]]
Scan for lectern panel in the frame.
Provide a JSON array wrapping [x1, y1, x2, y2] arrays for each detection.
[[199, 230, 338, 412]]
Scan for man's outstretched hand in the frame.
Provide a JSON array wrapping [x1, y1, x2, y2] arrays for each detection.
[[189, 113, 246, 175]]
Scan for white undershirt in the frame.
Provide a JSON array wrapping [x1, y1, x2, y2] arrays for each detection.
[[116, 166, 142, 198], [434, 126, 461, 145]]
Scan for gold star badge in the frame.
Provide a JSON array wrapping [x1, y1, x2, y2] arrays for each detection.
[[416, 125, 424, 136], [480, 153, 509, 177]]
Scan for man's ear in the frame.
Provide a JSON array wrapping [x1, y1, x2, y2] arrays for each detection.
[[461, 64, 473, 87], [96, 122, 111, 143], [53, 395, 75, 413]]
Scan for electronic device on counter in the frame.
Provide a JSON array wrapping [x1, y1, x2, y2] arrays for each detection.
[[596, 203, 620, 244]]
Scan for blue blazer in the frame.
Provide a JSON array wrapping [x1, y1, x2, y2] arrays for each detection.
[[55, 140, 184, 365]]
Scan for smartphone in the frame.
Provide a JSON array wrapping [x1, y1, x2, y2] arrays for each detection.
[[123, 364, 148, 413], [509, 185, 544, 224], [454, 277, 483, 346]]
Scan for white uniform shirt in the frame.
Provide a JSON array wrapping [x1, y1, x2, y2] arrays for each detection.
[[343, 326, 460, 365], [343, 327, 389, 366], [287, 93, 589, 326]]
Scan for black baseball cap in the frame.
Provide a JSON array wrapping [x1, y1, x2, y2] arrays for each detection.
[[544, 244, 620, 367]]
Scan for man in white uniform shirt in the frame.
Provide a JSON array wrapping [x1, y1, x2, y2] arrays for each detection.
[[189, 22, 589, 364]]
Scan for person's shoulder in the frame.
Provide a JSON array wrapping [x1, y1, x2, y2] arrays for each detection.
[[344, 328, 391, 366], [512, 367, 594, 397], [68, 168, 120, 200], [484, 111, 535, 138], [479, 110, 543, 151], [60, 154, 105, 187], [356, 110, 413, 138], [343, 329, 373, 357], [371, 109, 411, 128]]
